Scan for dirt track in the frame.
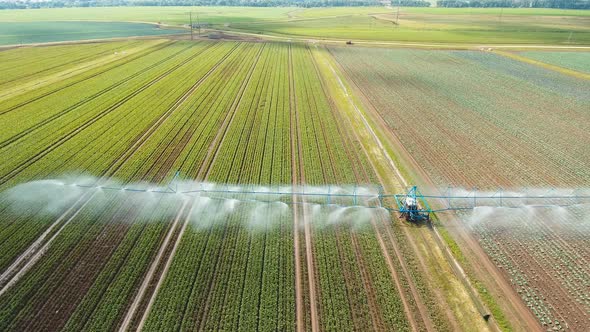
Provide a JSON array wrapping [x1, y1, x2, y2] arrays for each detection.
[[216, 29, 590, 51], [288, 44, 305, 332], [0, 191, 96, 296], [119, 200, 188, 331], [289, 44, 320, 332], [322, 47, 539, 329]]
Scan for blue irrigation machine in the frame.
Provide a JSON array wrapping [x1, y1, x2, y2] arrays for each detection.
[[67, 171, 590, 223], [394, 186, 431, 222]]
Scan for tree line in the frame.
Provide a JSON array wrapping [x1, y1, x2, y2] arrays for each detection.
[[436, 0, 589, 9], [0, 0, 379, 10], [0, 0, 587, 9]]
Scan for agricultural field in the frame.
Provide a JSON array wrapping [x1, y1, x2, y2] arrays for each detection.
[[1, 6, 589, 45], [0, 39, 488, 331], [0, 21, 186, 45], [229, 12, 590, 44], [518, 51, 590, 74], [330, 45, 590, 330], [0, 6, 294, 24], [224, 7, 590, 44], [1, 4, 589, 329]]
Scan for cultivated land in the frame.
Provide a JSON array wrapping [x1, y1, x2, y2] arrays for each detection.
[[0, 39, 491, 331], [0, 22, 186, 45], [517, 51, 590, 74], [228, 10, 590, 45], [330, 45, 590, 330], [1, 6, 589, 45], [0, 6, 589, 332], [0, 21, 186, 46]]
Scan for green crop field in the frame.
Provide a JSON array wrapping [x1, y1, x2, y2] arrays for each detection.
[[0, 21, 186, 45], [228, 11, 590, 44], [0, 39, 473, 331], [518, 51, 590, 74], [0, 6, 293, 24], [1, 6, 589, 45], [0, 4, 588, 331]]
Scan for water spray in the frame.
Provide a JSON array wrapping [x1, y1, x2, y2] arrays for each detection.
[[2, 173, 589, 226]]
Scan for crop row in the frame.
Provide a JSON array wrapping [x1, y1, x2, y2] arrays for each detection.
[[0, 39, 168, 114], [0, 41, 246, 330], [142, 43, 291, 331], [329, 47, 590, 188], [329, 45, 590, 330], [0, 42, 233, 275], [0, 40, 435, 331], [0, 41, 194, 150], [0, 39, 172, 105], [0, 40, 141, 90]]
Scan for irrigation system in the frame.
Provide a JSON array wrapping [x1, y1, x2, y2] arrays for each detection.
[[67, 172, 590, 222]]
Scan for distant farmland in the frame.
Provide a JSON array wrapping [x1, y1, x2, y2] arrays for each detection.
[[330, 45, 590, 330], [1, 6, 589, 45], [518, 51, 590, 74], [0, 21, 186, 45]]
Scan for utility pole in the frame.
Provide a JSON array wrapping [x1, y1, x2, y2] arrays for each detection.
[[499, 7, 504, 23], [197, 12, 201, 37], [189, 12, 193, 40], [395, 0, 400, 26]]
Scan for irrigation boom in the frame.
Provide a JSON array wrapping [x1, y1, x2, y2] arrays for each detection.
[[67, 172, 590, 223]]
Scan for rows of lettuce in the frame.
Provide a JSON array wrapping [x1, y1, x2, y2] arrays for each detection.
[[0, 40, 243, 330]]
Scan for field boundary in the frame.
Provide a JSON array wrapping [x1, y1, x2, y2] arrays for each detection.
[[493, 50, 590, 80], [212, 29, 590, 50], [0, 33, 188, 50], [330, 45, 549, 331]]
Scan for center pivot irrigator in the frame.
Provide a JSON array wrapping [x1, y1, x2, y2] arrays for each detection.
[[63, 171, 590, 223]]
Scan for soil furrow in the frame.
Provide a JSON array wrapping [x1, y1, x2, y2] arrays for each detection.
[[288, 43, 305, 332], [119, 200, 189, 332]]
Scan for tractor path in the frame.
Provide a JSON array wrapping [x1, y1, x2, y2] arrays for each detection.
[[288, 44, 305, 332]]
